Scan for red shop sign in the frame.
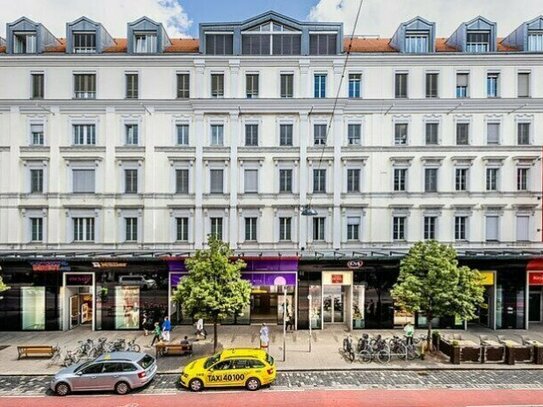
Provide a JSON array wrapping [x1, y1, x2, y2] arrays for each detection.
[[331, 274, 343, 284], [529, 272, 543, 285]]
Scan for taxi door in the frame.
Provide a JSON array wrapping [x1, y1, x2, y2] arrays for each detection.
[[230, 359, 253, 386], [205, 360, 233, 387]]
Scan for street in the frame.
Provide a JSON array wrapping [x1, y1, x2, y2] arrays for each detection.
[[3, 389, 543, 407]]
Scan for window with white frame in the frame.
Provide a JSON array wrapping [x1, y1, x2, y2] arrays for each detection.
[[245, 217, 257, 241], [425, 122, 438, 145], [72, 169, 95, 193], [73, 32, 96, 53], [486, 168, 499, 191], [175, 169, 189, 194], [244, 169, 258, 193], [456, 73, 469, 98], [517, 122, 531, 145], [347, 123, 361, 145], [518, 73, 530, 98], [347, 168, 360, 192], [73, 74, 96, 99], [176, 73, 190, 98], [279, 169, 292, 193], [313, 124, 327, 145], [486, 122, 500, 145], [314, 74, 326, 98], [125, 73, 138, 99], [313, 217, 325, 241], [393, 168, 407, 191], [124, 169, 138, 194], [394, 123, 408, 145], [245, 124, 258, 146], [455, 216, 468, 240], [246, 74, 259, 98], [456, 122, 469, 145], [466, 31, 490, 53], [424, 216, 437, 240], [424, 168, 438, 192], [30, 217, 43, 242], [176, 217, 189, 241], [517, 167, 529, 191], [134, 32, 157, 53], [487, 73, 499, 97], [210, 124, 224, 146], [347, 216, 360, 240], [392, 216, 406, 240], [73, 124, 96, 145], [210, 169, 224, 194], [280, 74, 293, 98], [73, 217, 95, 241], [30, 168, 43, 193], [395, 73, 408, 98], [176, 124, 189, 145], [405, 33, 429, 53], [425, 73, 438, 98], [348, 74, 361, 98], [125, 217, 138, 241], [485, 215, 499, 241], [125, 124, 139, 145], [516, 215, 530, 241], [210, 217, 223, 240], [455, 168, 468, 191], [13, 32, 36, 54], [211, 74, 224, 98], [279, 124, 293, 146], [31, 73, 44, 99], [30, 123, 44, 145], [528, 31, 543, 51], [313, 169, 326, 193], [279, 217, 292, 241]]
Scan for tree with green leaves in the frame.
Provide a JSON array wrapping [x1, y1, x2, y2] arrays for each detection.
[[172, 236, 252, 352], [0, 276, 9, 293], [391, 240, 485, 351]]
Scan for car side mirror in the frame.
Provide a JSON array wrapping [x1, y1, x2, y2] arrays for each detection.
[[76, 371, 83, 376]]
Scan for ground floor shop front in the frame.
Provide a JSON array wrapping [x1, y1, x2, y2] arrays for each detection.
[[0, 255, 541, 332]]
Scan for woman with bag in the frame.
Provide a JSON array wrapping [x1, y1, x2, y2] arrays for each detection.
[[150, 322, 162, 347]]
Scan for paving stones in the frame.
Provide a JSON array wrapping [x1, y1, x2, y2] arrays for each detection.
[[2, 370, 543, 396]]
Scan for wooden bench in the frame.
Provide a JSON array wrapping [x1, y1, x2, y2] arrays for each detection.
[[17, 345, 55, 360], [155, 343, 192, 358]]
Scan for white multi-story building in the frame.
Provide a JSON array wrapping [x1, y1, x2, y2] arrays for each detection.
[[0, 11, 542, 332]]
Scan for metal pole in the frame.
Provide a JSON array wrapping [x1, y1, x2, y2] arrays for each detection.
[[283, 286, 287, 362], [308, 294, 312, 352]]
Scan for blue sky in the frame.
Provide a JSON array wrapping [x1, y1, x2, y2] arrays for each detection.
[[181, 0, 317, 36]]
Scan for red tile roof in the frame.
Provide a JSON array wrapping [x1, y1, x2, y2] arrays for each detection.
[[344, 38, 395, 53], [165, 38, 199, 53]]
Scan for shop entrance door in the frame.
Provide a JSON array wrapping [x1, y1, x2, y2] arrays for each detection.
[[70, 295, 80, 329], [529, 292, 542, 322], [323, 287, 344, 323]]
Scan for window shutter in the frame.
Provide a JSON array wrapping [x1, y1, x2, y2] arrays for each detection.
[[487, 123, 500, 144], [457, 74, 468, 86], [73, 169, 95, 193], [485, 216, 499, 241], [516, 216, 529, 241], [244, 169, 258, 193], [210, 169, 223, 193], [518, 73, 530, 97]]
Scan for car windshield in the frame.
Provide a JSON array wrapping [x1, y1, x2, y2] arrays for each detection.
[[74, 361, 93, 373], [138, 354, 155, 369], [204, 353, 221, 369], [266, 354, 274, 366]]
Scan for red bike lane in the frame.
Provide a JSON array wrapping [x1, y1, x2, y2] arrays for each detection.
[[3, 389, 543, 407]]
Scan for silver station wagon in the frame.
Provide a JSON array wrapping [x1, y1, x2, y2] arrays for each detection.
[[50, 352, 157, 396]]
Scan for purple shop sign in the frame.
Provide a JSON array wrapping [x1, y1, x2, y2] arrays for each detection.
[[65, 273, 93, 286], [167, 258, 298, 273], [170, 272, 297, 289]]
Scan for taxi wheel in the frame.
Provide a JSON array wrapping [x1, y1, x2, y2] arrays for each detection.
[[55, 382, 70, 396], [189, 378, 204, 392], [115, 381, 131, 395], [245, 377, 261, 391]]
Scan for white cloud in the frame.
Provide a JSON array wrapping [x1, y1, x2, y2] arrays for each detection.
[[309, 0, 543, 38], [0, 0, 193, 39]]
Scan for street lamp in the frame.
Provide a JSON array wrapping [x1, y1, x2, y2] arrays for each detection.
[[282, 286, 287, 362], [307, 294, 312, 353]]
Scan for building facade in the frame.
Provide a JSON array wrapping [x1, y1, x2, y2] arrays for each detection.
[[0, 12, 542, 331]]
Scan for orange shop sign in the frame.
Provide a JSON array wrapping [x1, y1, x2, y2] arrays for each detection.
[[529, 272, 543, 285]]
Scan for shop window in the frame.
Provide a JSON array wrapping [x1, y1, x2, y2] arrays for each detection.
[[21, 287, 45, 330], [115, 286, 140, 329]]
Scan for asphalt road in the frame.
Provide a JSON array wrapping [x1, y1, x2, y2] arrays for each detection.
[[3, 389, 543, 407]]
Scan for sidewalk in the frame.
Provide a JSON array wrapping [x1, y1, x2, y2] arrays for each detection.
[[1, 324, 543, 375]]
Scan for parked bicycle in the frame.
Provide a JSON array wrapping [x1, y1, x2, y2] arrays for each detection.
[[342, 335, 356, 362], [359, 334, 391, 363]]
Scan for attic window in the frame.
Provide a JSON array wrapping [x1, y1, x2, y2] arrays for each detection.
[[73, 32, 96, 53], [13, 32, 36, 54], [466, 31, 490, 53], [241, 21, 301, 55], [405, 32, 429, 53], [134, 32, 157, 53], [309, 33, 337, 55], [247, 22, 296, 32], [528, 31, 543, 52]]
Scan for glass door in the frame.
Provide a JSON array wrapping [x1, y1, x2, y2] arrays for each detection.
[[70, 295, 80, 329], [529, 292, 542, 322], [323, 286, 345, 324]]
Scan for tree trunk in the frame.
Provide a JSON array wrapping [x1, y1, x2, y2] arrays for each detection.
[[213, 317, 218, 353], [426, 312, 433, 352]]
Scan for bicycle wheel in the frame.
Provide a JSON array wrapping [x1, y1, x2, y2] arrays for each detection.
[[360, 350, 372, 363], [377, 345, 391, 364], [396, 343, 408, 360], [406, 345, 418, 360], [132, 344, 141, 352]]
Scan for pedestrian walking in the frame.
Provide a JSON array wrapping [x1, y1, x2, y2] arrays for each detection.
[[161, 316, 171, 342], [259, 323, 269, 349], [150, 322, 162, 347], [195, 318, 207, 339], [142, 312, 149, 336], [285, 312, 294, 331], [404, 321, 414, 345]]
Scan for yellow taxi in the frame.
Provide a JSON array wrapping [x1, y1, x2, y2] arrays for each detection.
[[180, 348, 276, 391]]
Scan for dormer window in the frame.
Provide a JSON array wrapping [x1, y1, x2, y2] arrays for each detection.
[[528, 31, 543, 51], [134, 32, 157, 53], [309, 33, 337, 55], [466, 31, 490, 52], [405, 32, 429, 53], [242, 21, 301, 55], [73, 32, 96, 53], [13, 32, 36, 54]]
